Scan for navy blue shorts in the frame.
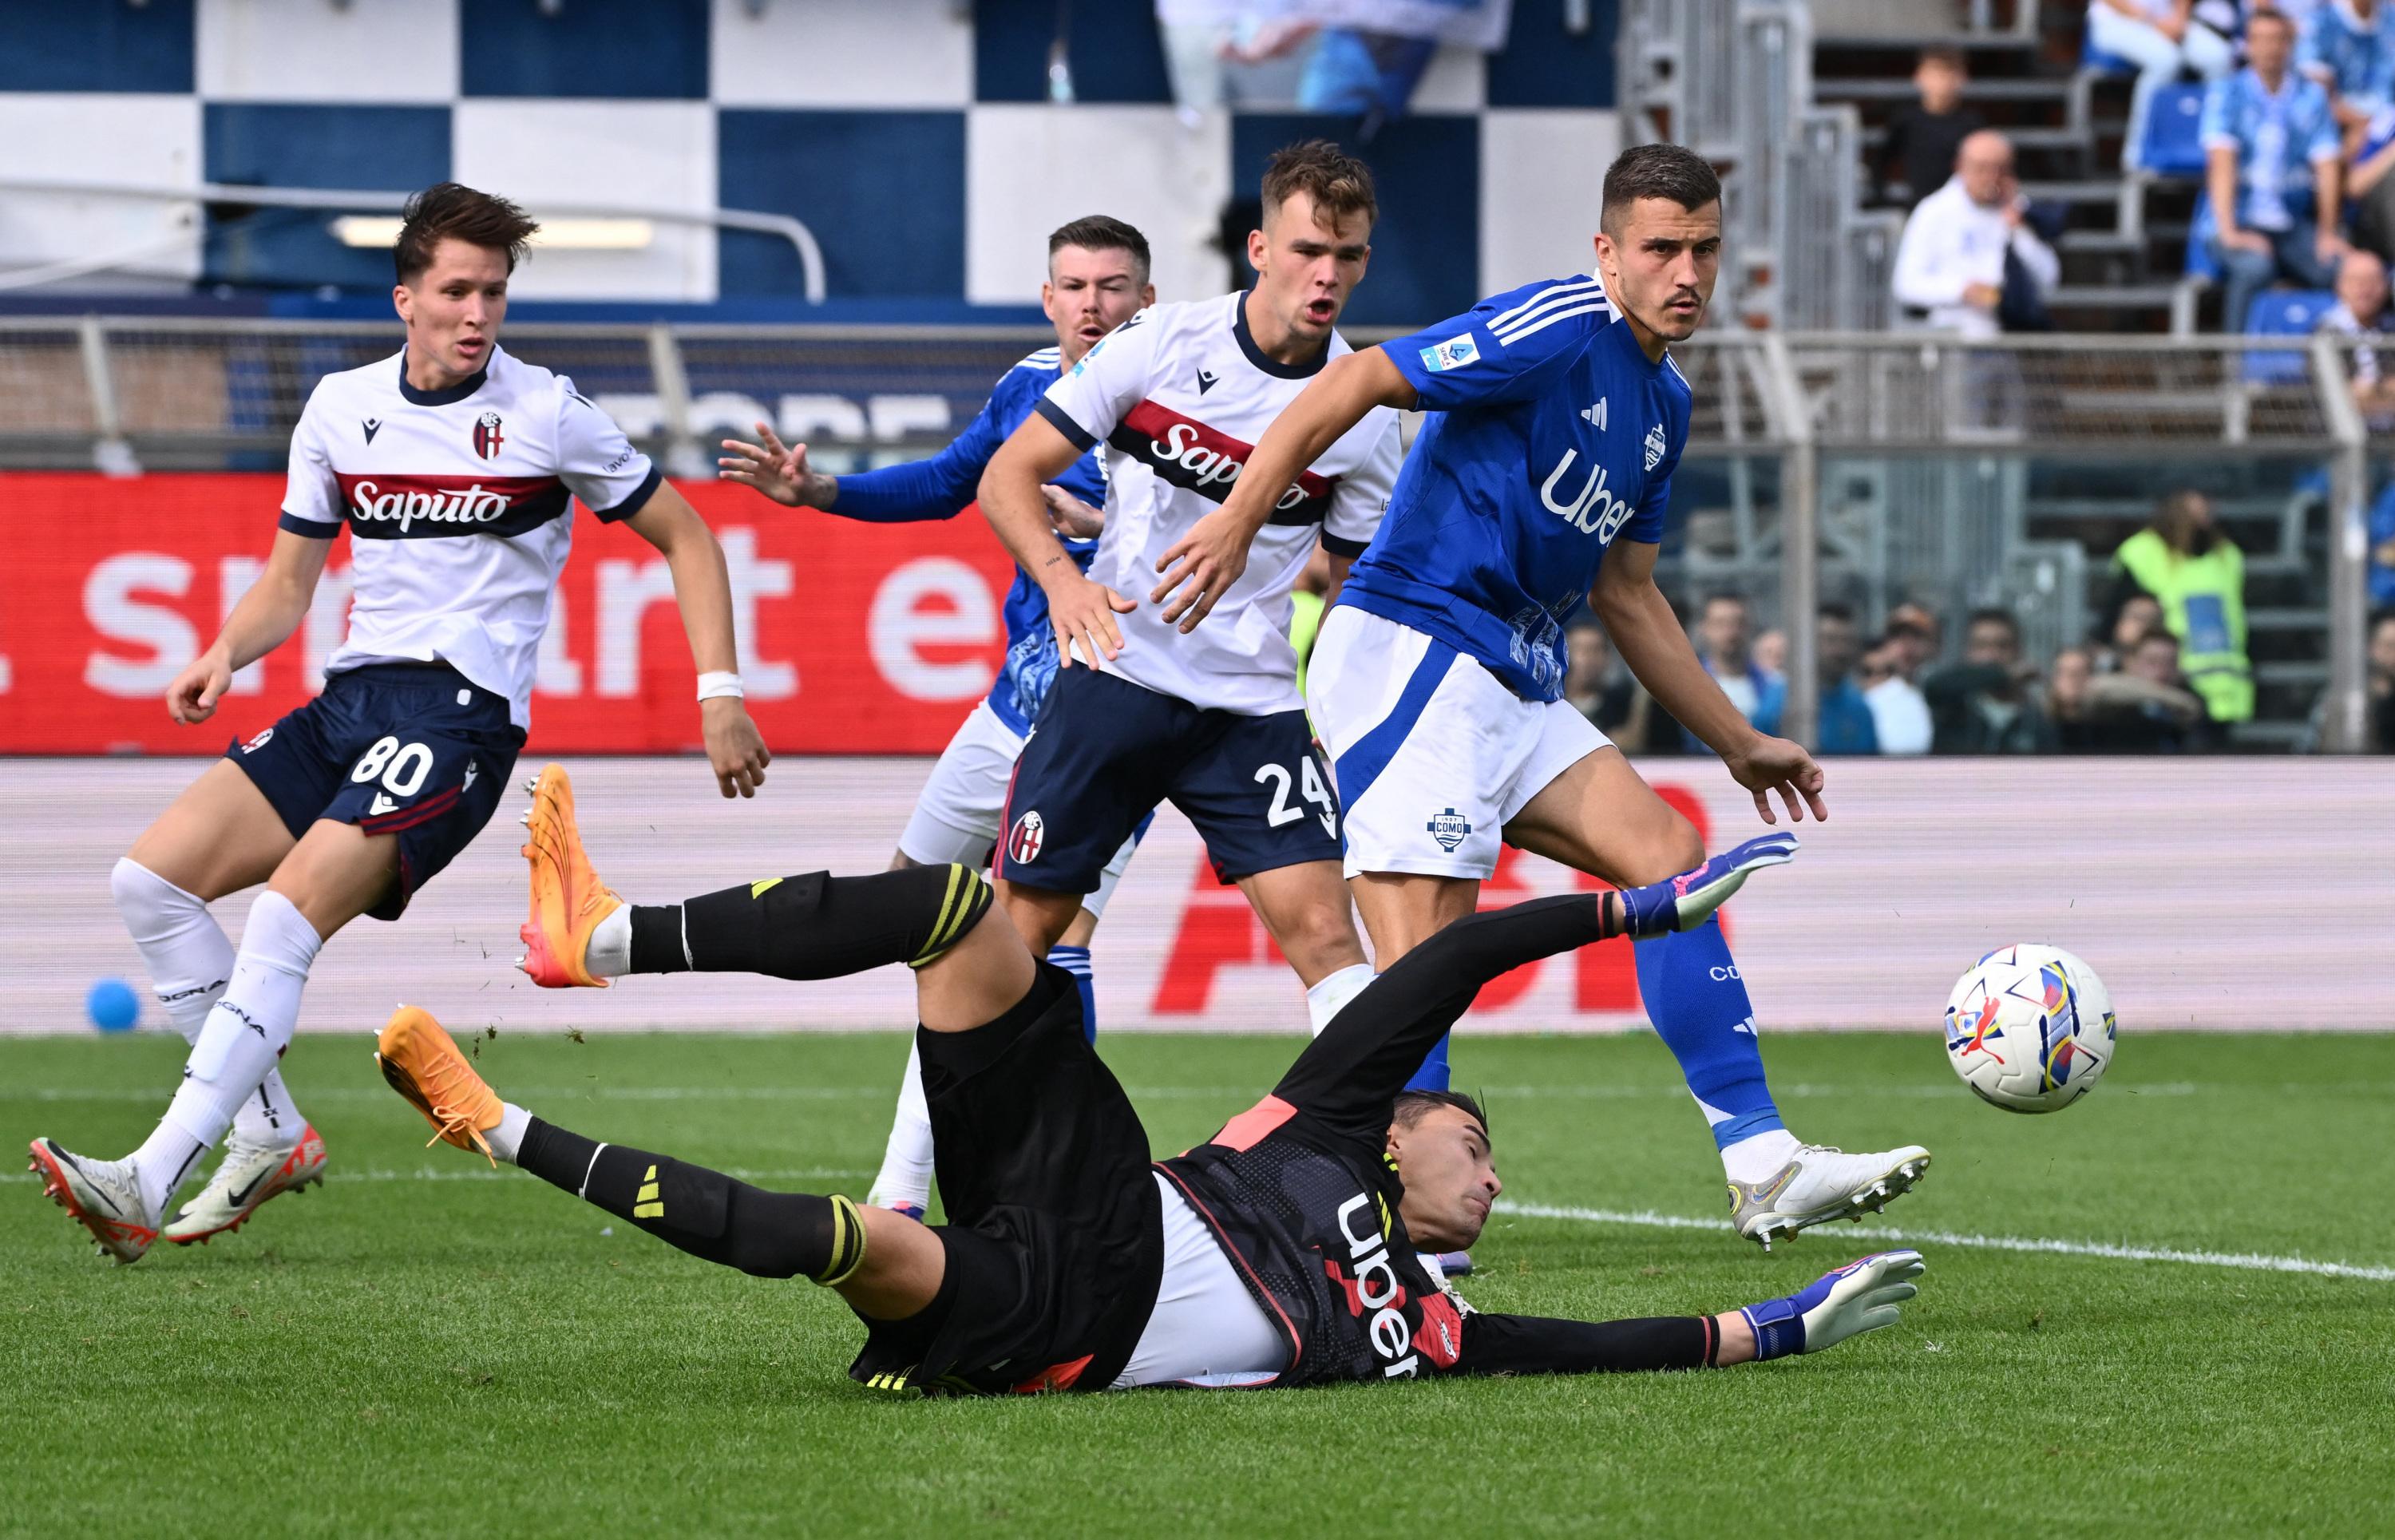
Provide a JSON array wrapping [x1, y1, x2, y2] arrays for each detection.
[[998, 667, 1340, 895], [224, 663, 524, 921]]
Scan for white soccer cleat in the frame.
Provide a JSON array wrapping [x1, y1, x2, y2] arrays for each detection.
[[162, 1124, 328, 1245], [1729, 1143, 1931, 1251], [28, 1138, 160, 1265]]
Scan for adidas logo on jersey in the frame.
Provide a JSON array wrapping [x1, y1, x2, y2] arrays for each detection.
[[1581, 399, 1606, 430]]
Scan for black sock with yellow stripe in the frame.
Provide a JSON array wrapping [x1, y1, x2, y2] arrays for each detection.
[[625, 864, 992, 980], [516, 1117, 868, 1285]]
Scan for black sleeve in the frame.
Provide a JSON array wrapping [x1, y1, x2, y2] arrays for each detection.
[[1453, 1312, 1715, 1377], [1270, 893, 1605, 1146]]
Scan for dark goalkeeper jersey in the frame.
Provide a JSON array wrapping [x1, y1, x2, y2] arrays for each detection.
[[1151, 895, 1714, 1388]]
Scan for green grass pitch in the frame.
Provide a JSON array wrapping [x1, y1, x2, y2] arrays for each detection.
[[4, 1029, 2390, 1538]]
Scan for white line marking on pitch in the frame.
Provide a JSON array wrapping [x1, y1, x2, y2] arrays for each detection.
[[1496, 1200, 2395, 1282]]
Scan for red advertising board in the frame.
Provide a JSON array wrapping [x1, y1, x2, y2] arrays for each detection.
[[0, 473, 1022, 754]]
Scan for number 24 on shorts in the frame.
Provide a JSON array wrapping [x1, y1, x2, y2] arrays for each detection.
[[1256, 757, 1336, 837], [350, 735, 433, 798]]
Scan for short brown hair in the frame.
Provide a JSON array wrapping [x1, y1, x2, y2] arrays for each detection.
[[1047, 215, 1152, 279], [1601, 144, 1722, 236], [394, 183, 539, 284], [1261, 140, 1377, 229]]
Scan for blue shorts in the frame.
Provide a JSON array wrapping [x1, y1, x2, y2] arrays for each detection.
[[998, 667, 1340, 895], [224, 663, 524, 921]]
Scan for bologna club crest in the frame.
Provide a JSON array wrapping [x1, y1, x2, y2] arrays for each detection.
[[473, 411, 505, 460], [1007, 810, 1045, 864]]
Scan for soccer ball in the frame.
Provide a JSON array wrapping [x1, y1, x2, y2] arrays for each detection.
[[1942, 945, 2116, 1113]]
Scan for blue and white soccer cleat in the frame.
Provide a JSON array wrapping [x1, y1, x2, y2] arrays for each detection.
[[1616, 833, 1801, 940], [1739, 1249, 1926, 1360]]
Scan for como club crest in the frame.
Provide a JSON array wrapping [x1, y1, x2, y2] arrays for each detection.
[[473, 410, 505, 460], [1007, 810, 1045, 864]]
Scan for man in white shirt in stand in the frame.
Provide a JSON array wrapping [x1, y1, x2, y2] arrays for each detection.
[[1891, 130, 2060, 341]]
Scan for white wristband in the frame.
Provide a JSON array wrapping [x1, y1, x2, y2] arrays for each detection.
[[696, 671, 744, 703]]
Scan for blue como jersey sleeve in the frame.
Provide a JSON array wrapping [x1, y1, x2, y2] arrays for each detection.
[[1336, 273, 1692, 702], [827, 346, 1106, 735]]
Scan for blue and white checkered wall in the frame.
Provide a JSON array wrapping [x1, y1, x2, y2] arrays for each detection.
[[0, 0, 1620, 325]]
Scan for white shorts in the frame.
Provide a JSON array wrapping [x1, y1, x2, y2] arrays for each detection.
[[1307, 608, 1609, 881], [897, 699, 1141, 919]]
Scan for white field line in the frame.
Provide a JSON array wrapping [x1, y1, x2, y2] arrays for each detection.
[[1497, 1200, 2395, 1282]]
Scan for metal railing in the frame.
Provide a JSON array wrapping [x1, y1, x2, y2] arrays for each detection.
[[0, 180, 828, 303], [0, 319, 2373, 751]]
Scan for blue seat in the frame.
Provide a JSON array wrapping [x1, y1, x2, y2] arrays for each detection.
[[2080, 30, 2137, 75], [2245, 287, 2335, 384], [2140, 82, 2211, 178]]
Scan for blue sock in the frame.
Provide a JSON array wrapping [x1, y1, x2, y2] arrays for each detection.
[[1046, 944, 1096, 1045], [1631, 916, 1784, 1150], [1403, 1031, 1451, 1093]]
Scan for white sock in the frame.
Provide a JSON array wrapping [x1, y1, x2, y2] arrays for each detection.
[[1305, 963, 1377, 1037], [489, 1103, 532, 1165], [584, 904, 632, 978], [233, 1067, 303, 1150], [109, 857, 232, 1045], [1721, 1128, 1804, 1186], [140, 891, 323, 1213], [867, 1043, 935, 1209]]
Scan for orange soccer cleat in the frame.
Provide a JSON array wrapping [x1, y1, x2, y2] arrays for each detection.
[[517, 762, 622, 989], [375, 1007, 506, 1164]]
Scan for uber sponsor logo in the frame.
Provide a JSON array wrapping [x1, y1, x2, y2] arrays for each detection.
[[1538, 450, 1634, 540], [1336, 1191, 1421, 1379]]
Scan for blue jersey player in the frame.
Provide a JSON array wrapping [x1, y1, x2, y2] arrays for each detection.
[[1166, 146, 1930, 1250], [716, 216, 1154, 1219]]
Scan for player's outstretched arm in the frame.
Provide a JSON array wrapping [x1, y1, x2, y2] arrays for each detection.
[[717, 422, 838, 509], [167, 527, 331, 724], [1591, 537, 1827, 825], [1454, 1250, 1926, 1376], [1154, 346, 1412, 631], [621, 483, 771, 798], [980, 412, 1134, 668]]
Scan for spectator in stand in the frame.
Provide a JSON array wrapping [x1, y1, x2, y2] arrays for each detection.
[[1877, 48, 1987, 208], [1688, 593, 1785, 751], [1563, 619, 1678, 754], [2373, 607, 2395, 750], [2204, 10, 2347, 333], [2093, 589, 2166, 672], [2342, 100, 2395, 261], [1860, 619, 1936, 754], [2315, 249, 2395, 430], [1751, 627, 1788, 679], [1815, 604, 1881, 754], [2298, 0, 2395, 129], [2055, 637, 2210, 750], [2109, 489, 2255, 730], [1926, 608, 2056, 753], [2091, 0, 2237, 172], [1892, 131, 2061, 338], [2374, 480, 2395, 607]]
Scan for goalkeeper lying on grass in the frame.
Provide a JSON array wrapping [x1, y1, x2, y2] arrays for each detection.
[[374, 766, 1924, 1395]]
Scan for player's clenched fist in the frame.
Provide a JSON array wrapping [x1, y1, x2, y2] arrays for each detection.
[[165, 648, 236, 725], [702, 697, 772, 799]]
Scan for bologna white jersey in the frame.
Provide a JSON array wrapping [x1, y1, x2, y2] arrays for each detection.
[[279, 344, 662, 726], [1035, 293, 1400, 715]]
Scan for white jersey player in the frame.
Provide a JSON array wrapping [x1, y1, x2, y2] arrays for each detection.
[[30, 184, 770, 1264], [976, 142, 1402, 1036]]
